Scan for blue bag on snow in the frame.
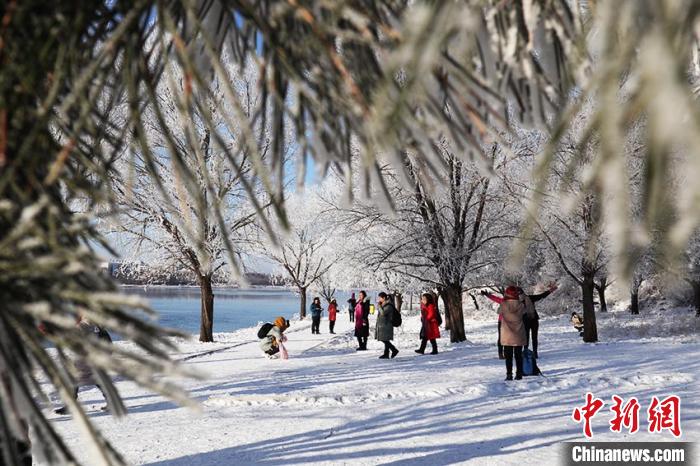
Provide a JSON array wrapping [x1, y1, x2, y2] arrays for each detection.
[[522, 348, 541, 376]]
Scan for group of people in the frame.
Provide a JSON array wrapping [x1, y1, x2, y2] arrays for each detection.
[[51, 283, 561, 422], [347, 290, 442, 358], [309, 297, 338, 334], [259, 291, 443, 360], [482, 283, 558, 381], [260, 284, 561, 381]]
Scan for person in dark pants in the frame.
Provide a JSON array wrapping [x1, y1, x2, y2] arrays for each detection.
[[376, 292, 399, 359], [519, 283, 557, 359], [503, 345, 523, 380], [328, 299, 338, 334], [354, 290, 370, 350], [415, 293, 440, 355], [347, 293, 356, 322], [487, 286, 535, 380], [310, 297, 323, 334]]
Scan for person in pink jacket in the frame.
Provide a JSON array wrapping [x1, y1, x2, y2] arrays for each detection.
[[328, 299, 338, 334], [354, 291, 370, 350], [483, 286, 535, 380]]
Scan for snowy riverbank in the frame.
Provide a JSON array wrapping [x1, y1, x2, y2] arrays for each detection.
[[39, 308, 699, 465]]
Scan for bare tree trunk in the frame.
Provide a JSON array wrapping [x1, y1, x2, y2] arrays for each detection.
[[597, 281, 608, 313], [409, 294, 413, 311], [394, 292, 403, 311], [319, 283, 335, 304], [692, 281, 700, 317], [199, 274, 214, 342], [300, 286, 307, 319], [630, 278, 641, 315], [436, 288, 450, 330], [443, 284, 466, 343], [630, 290, 640, 315], [582, 272, 598, 343]]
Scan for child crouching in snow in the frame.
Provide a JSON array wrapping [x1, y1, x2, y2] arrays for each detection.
[[571, 312, 584, 336], [260, 317, 290, 359]]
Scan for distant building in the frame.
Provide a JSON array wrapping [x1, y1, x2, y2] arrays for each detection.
[[99, 261, 121, 277]]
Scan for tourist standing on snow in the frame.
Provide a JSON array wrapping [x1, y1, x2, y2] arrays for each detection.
[[517, 282, 558, 359], [347, 293, 356, 322], [484, 286, 535, 380], [354, 290, 370, 350], [260, 316, 290, 358], [415, 293, 440, 355], [310, 297, 323, 334], [376, 292, 399, 359], [328, 298, 338, 334], [52, 315, 113, 414]]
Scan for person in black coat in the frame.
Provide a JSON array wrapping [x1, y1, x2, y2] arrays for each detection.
[[347, 293, 356, 322], [376, 292, 399, 359], [518, 282, 557, 359]]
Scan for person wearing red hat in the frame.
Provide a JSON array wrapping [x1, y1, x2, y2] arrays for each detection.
[[483, 286, 535, 380]]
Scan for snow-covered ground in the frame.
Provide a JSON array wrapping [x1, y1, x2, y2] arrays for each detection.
[[39, 307, 700, 465]]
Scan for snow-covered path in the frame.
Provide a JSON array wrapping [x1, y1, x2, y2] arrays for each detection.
[[41, 310, 700, 465]]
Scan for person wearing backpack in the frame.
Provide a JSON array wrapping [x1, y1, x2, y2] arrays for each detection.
[[375, 292, 400, 359], [310, 297, 323, 334], [518, 282, 558, 359], [415, 293, 440, 355], [354, 290, 370, 350], [259, 316, 290, 358], [328, 299, 338, 334]]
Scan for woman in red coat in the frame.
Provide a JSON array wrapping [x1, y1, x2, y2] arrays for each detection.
[[328, 299, 338, 334], [415, 293, 440, 355]]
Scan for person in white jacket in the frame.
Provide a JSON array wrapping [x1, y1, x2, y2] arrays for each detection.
[[260, 316, 290, 358]]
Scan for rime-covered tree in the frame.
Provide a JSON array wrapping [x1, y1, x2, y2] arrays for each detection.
[[536, 138, 612, 341], [257, 186, 343, 318], [107, 56, 267, 342], [7, 1, 700, 464], [336, 145, 518, 343]]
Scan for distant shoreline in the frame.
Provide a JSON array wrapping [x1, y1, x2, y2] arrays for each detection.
[[119, 284, 291, 290]]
